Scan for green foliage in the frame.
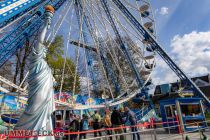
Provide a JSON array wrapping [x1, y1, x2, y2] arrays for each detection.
[[46, 36, 80, 93], [46, 35, 64, 61], [205, 111, 210, 120]]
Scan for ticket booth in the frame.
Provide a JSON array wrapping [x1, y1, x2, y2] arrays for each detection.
[[160, 98, 206, 132]]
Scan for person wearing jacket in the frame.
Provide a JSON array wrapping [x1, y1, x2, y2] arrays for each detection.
[[104, 110, 112, 140], [119, 107, 127, 133], [92, 110, 102, 137], [124, 107, 140, 140], [69, 115, 80, 140], [80, 114, 89, 139], [111, 107, 125, 140]]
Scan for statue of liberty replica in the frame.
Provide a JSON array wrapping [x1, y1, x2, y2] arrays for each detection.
[[14, 5, 56, 140]]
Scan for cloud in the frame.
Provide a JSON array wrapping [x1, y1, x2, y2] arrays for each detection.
[[152, 31, 210, 84], [159, 7, 169, 15]]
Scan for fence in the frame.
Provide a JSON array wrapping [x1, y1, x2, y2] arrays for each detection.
[[4, 119, 210, 140], [60, 120, 210, 140]]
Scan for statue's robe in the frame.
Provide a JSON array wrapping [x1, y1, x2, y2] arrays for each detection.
[[14, 47, 55, 140]]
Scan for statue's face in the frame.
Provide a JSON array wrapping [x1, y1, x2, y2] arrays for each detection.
[[45, 12, 54, 29]]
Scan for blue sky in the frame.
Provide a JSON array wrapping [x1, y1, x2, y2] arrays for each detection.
[[152, 0, 210, 47], [149, 0, 210, 84]]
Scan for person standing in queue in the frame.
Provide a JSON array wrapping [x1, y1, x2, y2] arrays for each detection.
[[104, 109, 112, 140], [124, 107, 140, 140], [111, 107, 125, 140], [119, 107, 127, 133], [80, 114, 89, 139], [92, 110, 102, 137], [51, 112, 56, 130], [69, 115, 80, 140]]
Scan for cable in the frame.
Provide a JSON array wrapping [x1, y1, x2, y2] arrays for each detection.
[[59, 4, 75, 100]]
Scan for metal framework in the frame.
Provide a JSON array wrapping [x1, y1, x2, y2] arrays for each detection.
[[0, 0, 44, 29], [111, 0, 210, 108], [100, 0, 155, 111], [0, 0, 67, 67], [74, 1, 98, 95], [100, 0, 144, 88], [75, 0, 121, 96]]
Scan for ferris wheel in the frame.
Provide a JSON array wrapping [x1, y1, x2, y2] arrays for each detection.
[[0, 0, 158, 111], [50, 0, 158, 109]]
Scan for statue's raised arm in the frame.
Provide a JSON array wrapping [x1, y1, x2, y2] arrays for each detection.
[[14, 6, 56, 140], [36, 6, 54, 52]]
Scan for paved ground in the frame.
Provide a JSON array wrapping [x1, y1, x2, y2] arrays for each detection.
[[62, 128, 210, 140]]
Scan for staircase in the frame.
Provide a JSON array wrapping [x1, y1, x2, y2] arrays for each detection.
[[133, 106, 157, 122]]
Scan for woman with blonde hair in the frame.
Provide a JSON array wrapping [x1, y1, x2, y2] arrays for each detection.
[[104, 109, 112, 140]]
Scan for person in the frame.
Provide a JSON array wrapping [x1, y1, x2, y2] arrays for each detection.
[[69, 115, 80, 140], [80, 114, 89, 139], [111, 107, 125, 140], [69, 113, 74, 123], [64, 113, 72, 129], [51, 112, 56, 130], [104, 110, 112, 140], [119, 107, 127, 133], [92, 110, 102, 137], [124, 107, 140, 140]]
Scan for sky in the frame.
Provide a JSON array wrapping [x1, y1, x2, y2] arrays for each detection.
[[149, 0, 210, 84]]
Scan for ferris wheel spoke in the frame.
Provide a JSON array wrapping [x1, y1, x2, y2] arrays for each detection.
[[46, 0, 73, 45], [92, 1, 131, 93], [76, 2, 92, 101], [110, 0, 156, 70], [59, 6, 75, 99], [110, 9, 153, 68], [75, 0, 114, 99], [72, 0, 87, 95], [86, 0, 149, 97], [88, 0, 115, 99], [86, 1, 130, 95]]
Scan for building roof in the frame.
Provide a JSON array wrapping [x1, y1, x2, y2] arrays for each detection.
[[153, 74, 210, 98], [192, 74, 210, 83]]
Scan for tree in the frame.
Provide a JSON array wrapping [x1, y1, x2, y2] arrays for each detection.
[[9, 35, 80, 94], [0, 61, 13, 91], [12, 29, 39, 89], [46, 36, 80, 93]]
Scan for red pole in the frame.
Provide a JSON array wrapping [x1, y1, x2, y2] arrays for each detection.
[[175, 114, 182, 134], [150, 118, 154, 128]]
